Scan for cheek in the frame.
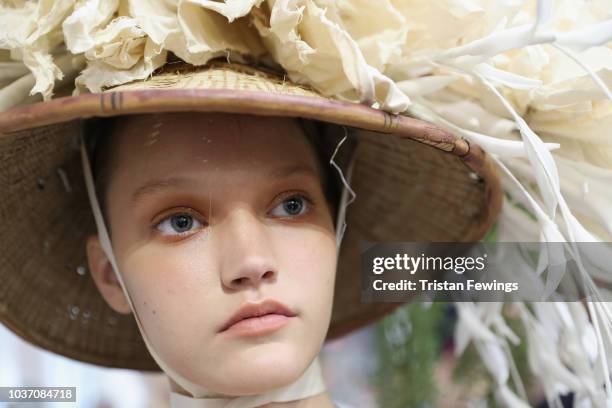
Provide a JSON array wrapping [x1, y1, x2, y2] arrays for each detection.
[[277, 228, 337, 314], [123, 245, 211, 301], [118, 244, 219, 357]]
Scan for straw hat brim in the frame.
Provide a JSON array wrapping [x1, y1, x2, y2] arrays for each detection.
[[0, 61, 502, 371]]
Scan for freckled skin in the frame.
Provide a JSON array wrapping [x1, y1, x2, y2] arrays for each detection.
[[86, 112, 338, 399]]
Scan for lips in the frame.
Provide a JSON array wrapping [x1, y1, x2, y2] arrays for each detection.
[[219, 299, 297, 333]]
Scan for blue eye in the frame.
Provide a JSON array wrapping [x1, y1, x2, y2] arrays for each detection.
[[156, 213, 204, 236], [270, 194, 310, 217]]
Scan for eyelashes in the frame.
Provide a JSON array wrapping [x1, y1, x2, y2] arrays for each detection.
[[155, 211, 206, 236], [153, 193, 314, 237], [268, 193, 311, 218]]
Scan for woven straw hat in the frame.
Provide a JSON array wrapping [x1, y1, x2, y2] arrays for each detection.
[[0, 59, 501, 371]]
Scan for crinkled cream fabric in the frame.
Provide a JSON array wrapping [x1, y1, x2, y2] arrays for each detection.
[[2, 0, 612, 406]]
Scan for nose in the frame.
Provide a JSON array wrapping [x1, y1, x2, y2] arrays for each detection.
[[218, 208, 278, 291]]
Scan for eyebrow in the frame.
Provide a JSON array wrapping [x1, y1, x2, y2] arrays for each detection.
[[130, 163, 320, 205]]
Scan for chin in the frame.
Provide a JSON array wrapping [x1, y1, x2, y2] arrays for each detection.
[[214, 342, 314, 396]]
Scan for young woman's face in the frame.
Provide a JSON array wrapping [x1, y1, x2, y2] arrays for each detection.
[[87, 112, 338, 395]]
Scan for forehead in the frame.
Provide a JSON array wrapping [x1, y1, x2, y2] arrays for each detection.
[[106, 112, 320, 192], [103, 113, 321, 201]]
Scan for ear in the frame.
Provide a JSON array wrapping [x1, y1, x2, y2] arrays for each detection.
[[86, 234, 132, 315]]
